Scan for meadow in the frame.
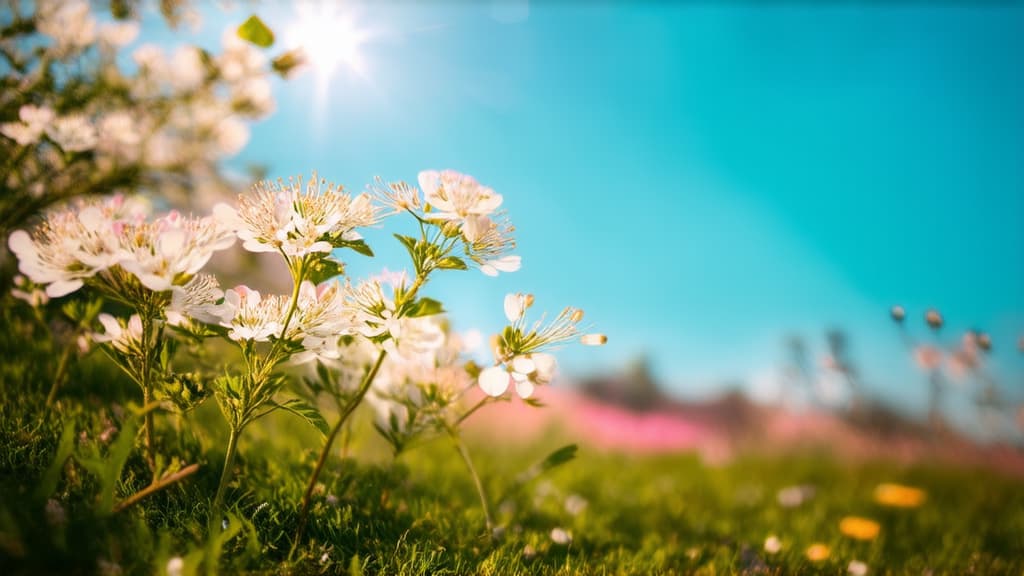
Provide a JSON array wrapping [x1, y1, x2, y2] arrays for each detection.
[[3, 3, 1024, 575], [2, 317, 1023, 575]]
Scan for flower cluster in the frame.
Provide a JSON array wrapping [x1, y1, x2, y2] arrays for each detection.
[[0, 1, 298, 233], [8, 195, 234, 299], [214, 175, 378, 259], [7, 167, 604, 552], [478, 292, 606, 399], [373, 171, 520, 276]]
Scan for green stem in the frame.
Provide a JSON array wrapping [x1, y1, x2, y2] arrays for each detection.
[[291, 349, 388, 555], [140, 312, 156, 472], [210, 425, 241, 532], [451, 429, 494, 536], [45, 334, 77, 407], [455, 396, 491, 427]]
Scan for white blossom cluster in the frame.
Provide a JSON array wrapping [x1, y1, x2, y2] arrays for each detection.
[[0, 0, 289, 231], [7, 169, 605, 545], [8, 194, 233, 298]]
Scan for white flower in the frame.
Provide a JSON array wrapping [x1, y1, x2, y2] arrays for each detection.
[[764, 535, 782, 554], [478, 294, 593, 397], [133, 44, 167, 74], [143, 131, 182, 168], [98, 111, 141, 160], [478, 353, 556, 399], [46, 115, 97, 152], [549, 527, 572, 545], [848, 560, 868, 576], [384, 315, 446, 365], [504, 292, 531, 323], [170, 46, 206, 92], [776, 485, 815, 508], [480, 255, 521, 277], [94, 313, 145, 354], [500, 298, 585, 356], [8, 200, 124, 297], [10, 275, 49, 307], [166, 274, 226, 326], [218, 28, 268, 83], [214, 117, 250, 156], [116, 211, 235, 292], [291, 282, 360, 362], [214, 174, 379, 258], [231, 77, 275, 116], [369, 178, 421, 214], [347, 278, 401, 340], [0, 104, 55, 146], [166, 556, 184, 576], [418, 170, 503, 221], [1, 122, 42, 146], [416, 170, 521, 276], [37, 0, 96, 53], [20, 104, 56, 128], [220, 286, 285, 342], [99, 21, 139, 48], [564, 494, 588, 516]]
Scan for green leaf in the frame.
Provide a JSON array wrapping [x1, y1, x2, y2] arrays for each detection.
[[306, 257, 346, 285], [436, 256, 468, 270], [237, 15, 274, 48], [271, 398, 329, 438], [497, 444, 579, 504], [406, 297, 444, 318], [336, 238, 374, 257], [539, 443, 578, 472], [394, 234, 418, 258], [35, 425, 76, 501], [272, 48, 306, 78]]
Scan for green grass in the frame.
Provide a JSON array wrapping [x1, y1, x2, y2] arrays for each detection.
[[2, 305, 1024, 575]]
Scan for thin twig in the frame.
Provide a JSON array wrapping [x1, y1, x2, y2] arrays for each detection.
[[112, 463, 200, 514]]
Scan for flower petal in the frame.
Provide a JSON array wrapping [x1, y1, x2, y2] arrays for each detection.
[[515, 379, 535, 399], [478, 366, 510, 397]]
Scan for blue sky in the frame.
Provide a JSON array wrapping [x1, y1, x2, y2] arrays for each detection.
[[152, 3, 1024, 417]]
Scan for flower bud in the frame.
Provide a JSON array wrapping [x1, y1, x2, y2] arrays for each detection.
[[580, 333, 607, 346], [890, 305, 905, 323], [977, 332, 992, 352]]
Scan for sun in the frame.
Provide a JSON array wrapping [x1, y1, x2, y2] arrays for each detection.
[[285, 4, 373, 82]]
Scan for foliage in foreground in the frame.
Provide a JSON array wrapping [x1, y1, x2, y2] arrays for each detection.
[[2, 345, 1023, 575]]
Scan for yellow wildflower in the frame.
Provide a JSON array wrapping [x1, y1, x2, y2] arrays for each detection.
[[874, 483, 926, 508], [805, 543, 830, 562], [839, 516, 881, 541]]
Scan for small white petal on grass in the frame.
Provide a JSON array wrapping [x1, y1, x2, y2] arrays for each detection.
[[166, 557, 184, 576], [777, 485, 815, 508], [848, 560, 868, 576], [550, 527, 572, 545]]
